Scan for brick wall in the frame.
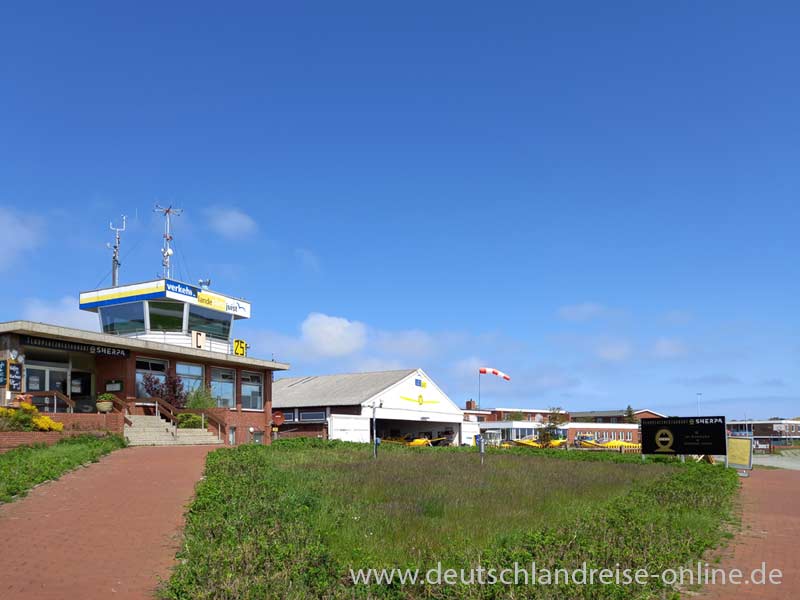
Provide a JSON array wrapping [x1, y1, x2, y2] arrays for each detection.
[[181, 408, 271, 445], [277, 423, 327, 439], [50, 413, 124, 434]]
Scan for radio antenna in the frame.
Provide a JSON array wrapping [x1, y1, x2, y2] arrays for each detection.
[[154, 204, 182, 279], [107, 215, 127, 287]]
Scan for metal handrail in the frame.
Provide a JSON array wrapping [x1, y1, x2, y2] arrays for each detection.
[[25, 391, 75, 413], [175, 408, 227, 442], [153, 397, 179, 437]]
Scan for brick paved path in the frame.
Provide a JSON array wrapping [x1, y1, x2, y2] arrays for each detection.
[[700, 468, 800, 598], [0, 445, 213, 599]]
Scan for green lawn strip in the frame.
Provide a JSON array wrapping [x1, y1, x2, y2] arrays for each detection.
[[0, 434, 127, 503], [161, 439, 739, 600]]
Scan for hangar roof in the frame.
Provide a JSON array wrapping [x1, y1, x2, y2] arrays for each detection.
[[273, 369, 417, 408]]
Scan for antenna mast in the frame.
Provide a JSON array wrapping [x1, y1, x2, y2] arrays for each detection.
[[154, 204, 182, 279], [108, 215, 127, 287]]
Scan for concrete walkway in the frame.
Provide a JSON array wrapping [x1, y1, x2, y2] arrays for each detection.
[[0, 445, 214, 600], [700, 468, 800, 598]]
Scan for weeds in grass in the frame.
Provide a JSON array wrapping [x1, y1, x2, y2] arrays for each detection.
[[161, 439, 739, 599], [0, 434, 126, 503]]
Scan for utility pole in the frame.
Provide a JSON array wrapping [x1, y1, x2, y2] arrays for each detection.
[[154, 205, 182, 279], [108, 216, 126, 287], [371, 400, 382, 459]]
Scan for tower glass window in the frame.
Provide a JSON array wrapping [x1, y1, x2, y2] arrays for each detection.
[[100, 303, 145, 335], [149, 301, 185, 332], [188, 305, 232, 340]]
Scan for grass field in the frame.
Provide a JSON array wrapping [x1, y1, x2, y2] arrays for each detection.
[[0, 434, 126, 503], [162, 439, 739, 599]]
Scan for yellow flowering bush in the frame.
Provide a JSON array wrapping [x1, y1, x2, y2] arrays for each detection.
[[0, 401, 64, 432], [31, 415, 64, 432]]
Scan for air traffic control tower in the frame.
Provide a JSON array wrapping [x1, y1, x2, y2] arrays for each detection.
[[78, 206, 251, 356]]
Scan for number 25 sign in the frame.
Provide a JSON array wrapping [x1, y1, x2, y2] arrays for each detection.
[[233, 339, 248, 357]]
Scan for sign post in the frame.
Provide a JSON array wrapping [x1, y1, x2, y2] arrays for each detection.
[[7, 361, 22, 393], [641, 416, 727, 456], [726, 437, 753, 477]]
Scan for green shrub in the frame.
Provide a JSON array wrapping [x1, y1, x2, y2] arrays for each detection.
[[185, 386, 216, 410], [177, 413, 205, 429]]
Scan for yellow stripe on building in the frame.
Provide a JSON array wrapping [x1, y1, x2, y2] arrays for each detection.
[[399, 395, 440, 406]]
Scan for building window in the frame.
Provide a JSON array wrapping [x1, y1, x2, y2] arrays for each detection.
[[627, 431, 633, 441], [210, 368, 236, 408], [299, 410, 326, 422], [176, 363, 204, 394], [241, 372, 263, 410], [149, 301, 185, 332], [283, 410, 295, 423], [100, 303, 145, 335], [228, 426, 236, 445], [253, 431, 265, 444], [135, 358, 168, 397], [188, 305, 232, 340]]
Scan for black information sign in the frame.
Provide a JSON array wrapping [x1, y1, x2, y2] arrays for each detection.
[[7, 362, 22, 392], [0, 359, 6, 387], [641, 416, 727, 455], [21, 335, 129, 358]]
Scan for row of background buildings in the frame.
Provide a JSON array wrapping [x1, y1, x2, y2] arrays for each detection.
[[2, 215, 797, 449]]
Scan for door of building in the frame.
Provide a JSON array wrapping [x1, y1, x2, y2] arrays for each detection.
[[25, 365, 69, 412], [70, 371, 94, 413]]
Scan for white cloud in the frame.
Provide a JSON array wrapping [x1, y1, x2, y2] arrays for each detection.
[[557, 302, 607, 321], [300, 312, 367, 357], [204, 207, 258, 239], [22, 296, 100, 331], [653, 337, 688, 359], [594, 339, 632, 362], [451, 356, 485, 379], [0, 208, 42, 270]]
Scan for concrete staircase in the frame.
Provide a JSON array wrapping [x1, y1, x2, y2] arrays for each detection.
[[124, 415, 223, 447]]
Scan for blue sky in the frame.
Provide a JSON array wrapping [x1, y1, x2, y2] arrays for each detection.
[[1, 2, 798, 418]]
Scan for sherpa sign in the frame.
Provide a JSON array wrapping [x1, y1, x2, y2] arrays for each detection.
[[21, 336, 130, 358], [641, 416, 727, 455]]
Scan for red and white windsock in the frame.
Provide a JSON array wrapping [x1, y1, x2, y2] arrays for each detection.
[[479, 367, 511, 381]]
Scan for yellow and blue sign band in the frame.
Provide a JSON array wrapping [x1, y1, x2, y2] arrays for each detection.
[[79, 281, 166, 310]]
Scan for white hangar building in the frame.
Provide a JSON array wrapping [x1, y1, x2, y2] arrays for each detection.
[[272, 368, 475, 445]]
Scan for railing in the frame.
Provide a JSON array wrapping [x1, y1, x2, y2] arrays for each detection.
[[174, 408, 227, 442], [25, 391, 75, 413], [109, 396, 133, 427], [153, 397, 179, 438], [202, 411, 226, 442]]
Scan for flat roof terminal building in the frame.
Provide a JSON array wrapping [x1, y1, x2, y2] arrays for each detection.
[[1, 210, 289, 447]]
